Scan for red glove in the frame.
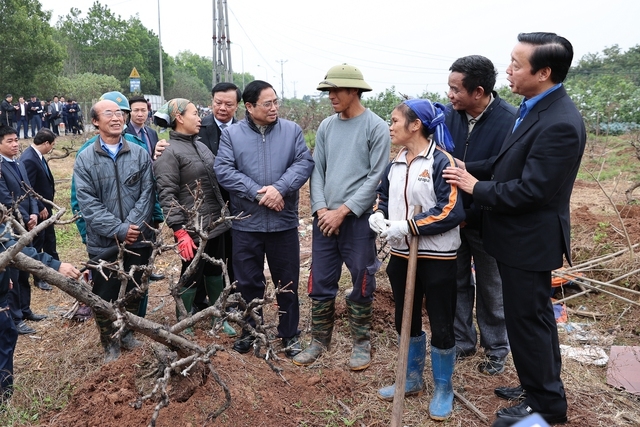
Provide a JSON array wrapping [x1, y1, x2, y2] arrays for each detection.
[[174, 229, 197, 261]]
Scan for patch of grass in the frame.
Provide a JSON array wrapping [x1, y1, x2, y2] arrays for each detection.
[[579, 133, 640, 181]]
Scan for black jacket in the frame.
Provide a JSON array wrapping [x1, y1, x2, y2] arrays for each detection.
[[198, 115, 237, 156], [445, 93, 516, 228], [473, 86, 587, 270]]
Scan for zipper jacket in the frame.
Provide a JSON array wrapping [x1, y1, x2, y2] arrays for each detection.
[[376, 141, 464, 259], [214, 115, 314, 233]]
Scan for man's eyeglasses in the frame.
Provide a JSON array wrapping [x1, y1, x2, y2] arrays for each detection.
[[101, 110, 125, 118], [253, 99, 281, 109]]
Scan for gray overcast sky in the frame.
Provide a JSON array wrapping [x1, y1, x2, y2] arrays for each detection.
[[41, 0, 640, 99]]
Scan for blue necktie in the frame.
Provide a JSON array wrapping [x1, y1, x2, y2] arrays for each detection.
[[139, 128, 152, 156], [512, 103, 527, 133], [41, 156, 51, 178]]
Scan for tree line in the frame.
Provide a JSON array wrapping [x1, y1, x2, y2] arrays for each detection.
[[1, 0, 638, 134]]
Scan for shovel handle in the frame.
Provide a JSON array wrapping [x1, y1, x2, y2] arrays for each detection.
[[391, 205, 422, 427]]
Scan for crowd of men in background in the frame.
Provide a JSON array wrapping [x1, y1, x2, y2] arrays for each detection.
[[0, 94, 84, 138]]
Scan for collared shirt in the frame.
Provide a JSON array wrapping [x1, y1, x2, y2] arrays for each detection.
[[30, 144, 44, 161], [1, 155, 15, 162], [465, 93, 495, 136], [130, 122, 145, 137], [100, 137, 123, 161], [214, 118, 233, 130], [513, 83, 563, 132]]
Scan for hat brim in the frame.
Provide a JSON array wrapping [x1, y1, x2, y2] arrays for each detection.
[[317, 79, 372, 92]]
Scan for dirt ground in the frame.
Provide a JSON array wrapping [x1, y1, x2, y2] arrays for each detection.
[[5, 137, 640, 426]]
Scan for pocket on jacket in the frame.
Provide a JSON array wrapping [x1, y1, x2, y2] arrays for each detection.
[[124, 171, 142, 186]]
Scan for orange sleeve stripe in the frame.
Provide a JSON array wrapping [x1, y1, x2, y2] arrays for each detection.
[[414, 151, 458, 228]]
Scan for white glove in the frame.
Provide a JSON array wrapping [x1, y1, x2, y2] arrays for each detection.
[[380, 220, 410, 245], [368, 212, 386, 234]]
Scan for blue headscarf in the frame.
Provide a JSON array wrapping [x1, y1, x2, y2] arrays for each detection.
[[403, 99, 455, 152]]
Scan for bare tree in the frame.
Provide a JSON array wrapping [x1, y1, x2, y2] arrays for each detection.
[[625, 131, 640, 203], [4, 187, 288, 426]]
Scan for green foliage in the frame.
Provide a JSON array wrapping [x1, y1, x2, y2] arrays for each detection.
[[54, 2, 172, 95], [416, 89, 449, 105], [175, 50, 214, 92], [566, 74, 640, 131], [496, 85, 522, 108], [304, 131, 316, 150], [566, 45, 640, 132], [233, 72, 255, 92], [279, 97, 332, 133], [363, 86, 403, 122], [0, 0, 65, 97], [57, 73, 121, 103], [165, 68, 210, 106]]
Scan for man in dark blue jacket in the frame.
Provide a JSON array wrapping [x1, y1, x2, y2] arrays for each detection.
[[0, 220, 80, 404], [215, 80, 314, 357], [20, 128, 59, 291], [445, 55, 516, 375], [0, 125, 46, 335], [125, 96, 160, 157], [444, 32, 586, 425]]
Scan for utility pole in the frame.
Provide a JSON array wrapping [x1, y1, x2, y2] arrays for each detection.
[[157, 0, 164, 101], [276, 59, 287, 100], [212, 0, 233, 87]]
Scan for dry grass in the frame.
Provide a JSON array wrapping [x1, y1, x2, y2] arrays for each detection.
[[2, 135, 640, 425]]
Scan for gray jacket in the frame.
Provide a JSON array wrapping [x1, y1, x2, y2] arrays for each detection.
[[153, 131, 230, 240], [73, 137, 155, 256], [214, 115, 314, 232]]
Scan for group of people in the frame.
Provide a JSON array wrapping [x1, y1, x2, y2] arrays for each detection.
[[0, 31, 586, 426], [0, 94, 83, 138]]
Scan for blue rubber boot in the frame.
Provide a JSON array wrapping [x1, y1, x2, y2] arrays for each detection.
[[377, 331, 426, 401], [429, 345, 455, 420]]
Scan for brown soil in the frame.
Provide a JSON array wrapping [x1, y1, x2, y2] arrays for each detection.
[[6, 137, 640, 426]]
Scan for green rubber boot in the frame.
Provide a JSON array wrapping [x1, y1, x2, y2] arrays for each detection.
[[95, 314, 121, 363], [136, 290, 149, 318], [292, 299, 335, 366], [346, 299, 373, 371], [204, 275, 237, 337], [176, 286, 197, 335]]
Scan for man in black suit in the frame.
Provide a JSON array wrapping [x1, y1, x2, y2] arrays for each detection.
[[20, 128, 59, 291], [126, 96, 160, 158], [199, 82, 241, 156], [195, 82, 241, 321], [0, 125, 47, 334], [444, 32, 586, 425]]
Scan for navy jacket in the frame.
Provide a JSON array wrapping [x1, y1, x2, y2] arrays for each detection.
[[0, 225, 61, 299], [125, 124, 159, 157], [0, 158, 38, 225], [445, 93, 517, 228], [198, 115, 237, 156], [20, 146, 55, 213], [473, 86, 586, 271]]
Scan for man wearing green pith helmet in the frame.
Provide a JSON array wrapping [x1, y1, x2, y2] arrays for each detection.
[[293, 64, 390, 371]]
